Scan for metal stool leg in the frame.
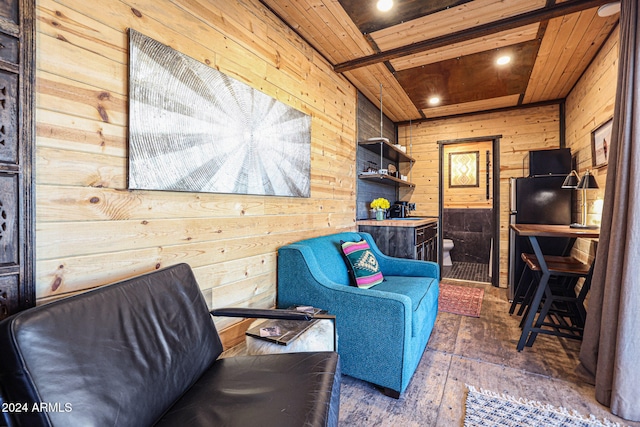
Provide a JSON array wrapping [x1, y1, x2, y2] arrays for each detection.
[[517, 271, 549, 351], [509, 267, 532, 314]]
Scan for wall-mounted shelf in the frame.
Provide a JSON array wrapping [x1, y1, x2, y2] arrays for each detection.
[[358, 173, 415, 187], [358, 138, 415, 164], [354, 94, 416, 219]]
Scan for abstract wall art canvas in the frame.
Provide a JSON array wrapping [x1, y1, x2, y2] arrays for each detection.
[[449, 151, 479, 188], [128, 29, 312, 197]]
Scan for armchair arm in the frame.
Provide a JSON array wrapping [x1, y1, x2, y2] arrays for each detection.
[[211, 308, 337, 351], [211, 307, 313, 321], [359, 233, 440, 278]]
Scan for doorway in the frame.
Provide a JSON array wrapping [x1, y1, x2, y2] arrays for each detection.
[[438, 136, 501, 286]]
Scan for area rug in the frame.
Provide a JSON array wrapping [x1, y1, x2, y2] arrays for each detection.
[[438, 282, 484, 317], [464, 385, 624, 427]]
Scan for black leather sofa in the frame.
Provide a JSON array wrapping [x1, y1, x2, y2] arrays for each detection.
[[0, 263, 341, 427]]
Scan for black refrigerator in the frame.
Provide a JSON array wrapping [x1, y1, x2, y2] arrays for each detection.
[[508, 175, 573, 300]]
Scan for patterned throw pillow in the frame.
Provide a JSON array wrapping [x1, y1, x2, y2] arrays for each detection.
[[340, 240, 384, 289]]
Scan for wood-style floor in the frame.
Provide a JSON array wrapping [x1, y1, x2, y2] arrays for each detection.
[[224, 280, 639, 426]]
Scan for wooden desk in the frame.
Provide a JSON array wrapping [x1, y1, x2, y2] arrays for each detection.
[[510, 224, 599, 351], [510, 224, 599, 240]]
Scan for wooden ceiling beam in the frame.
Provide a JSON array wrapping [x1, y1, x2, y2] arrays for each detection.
[[333, 0, 613, 73]]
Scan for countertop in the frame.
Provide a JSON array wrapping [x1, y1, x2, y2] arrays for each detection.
[[510, 223, 599, 239], [356, 217, 438, 227]]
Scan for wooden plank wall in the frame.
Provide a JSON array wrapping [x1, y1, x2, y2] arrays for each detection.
[[397, 21, 620, 287], [564, 25, 619, 263], [397, 105, 561, 287], [35, 0, 357, 333]]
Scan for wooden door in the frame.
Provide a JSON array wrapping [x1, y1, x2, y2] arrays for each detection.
[[0, 0, 34, 320]]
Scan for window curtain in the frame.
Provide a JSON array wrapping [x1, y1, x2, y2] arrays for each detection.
[[578, 0, 640, 421]]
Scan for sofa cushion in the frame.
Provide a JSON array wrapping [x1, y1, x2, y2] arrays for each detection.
[[340, 239, 384, 288], [156, 352, 341, 427], [372, 276, 439, 337]]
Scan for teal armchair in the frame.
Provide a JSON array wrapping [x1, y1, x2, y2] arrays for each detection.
[[277, 232, 439, 398]]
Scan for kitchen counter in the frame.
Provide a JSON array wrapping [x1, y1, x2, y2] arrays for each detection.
[[357, 217, 438, 261], [356, 217, 438, 228]]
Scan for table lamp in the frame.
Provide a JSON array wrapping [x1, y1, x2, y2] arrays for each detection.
[[562, 170, 599, 229]]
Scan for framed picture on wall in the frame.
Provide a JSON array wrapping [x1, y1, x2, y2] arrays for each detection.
[[591, 118, 612, 169], [449, 151, 479, 188]]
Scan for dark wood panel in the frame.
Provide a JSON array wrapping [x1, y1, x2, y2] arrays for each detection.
[[359, 224, 415, 258], [338, 0, 471, 34], [396, 40, 541, 109], [356, 91, 398, 219], [264, 0, 617, 121], [333, 0, 612, 73], [0, 274, 18, 319], [0, 32, 18, 65], [0, 173, 18, 265], [419, 223, 437, 262], [357, 91, 395, 143], [0, 0, 34, 320], [0, 0, 19, 27], [0, 69, 18, 163], [357, 147, 397, 219], [359, 222, 438, 262]]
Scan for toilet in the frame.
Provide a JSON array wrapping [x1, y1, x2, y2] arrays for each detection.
[[442, 239, 454, 266]]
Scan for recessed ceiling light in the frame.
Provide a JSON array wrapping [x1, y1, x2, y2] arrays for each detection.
[[377, 0, 393, 12], [497, 55, 511, 65], [597, 2, 620, 17], [428, 96, 441, 106]]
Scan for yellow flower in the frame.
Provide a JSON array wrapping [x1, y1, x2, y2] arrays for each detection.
[[370, 198, 390, 210]]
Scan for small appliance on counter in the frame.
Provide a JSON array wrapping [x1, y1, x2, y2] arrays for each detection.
[[524, 148, 571, 177], [388, 201, 416, 218]]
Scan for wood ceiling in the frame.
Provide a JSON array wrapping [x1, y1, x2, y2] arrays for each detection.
[[260, 0, 620, 123]]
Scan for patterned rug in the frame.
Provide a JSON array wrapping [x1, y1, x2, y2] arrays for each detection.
[[464, 385, 624, 427], [438, 282, 484, 317]]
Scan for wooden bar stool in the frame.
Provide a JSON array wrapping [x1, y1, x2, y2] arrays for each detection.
[[517, 253, 592, 348], [518, 254, 588, 326], [510, 253, 582, 318], [510, 224, 599, 352]]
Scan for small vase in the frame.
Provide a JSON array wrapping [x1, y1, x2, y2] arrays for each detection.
[[375, 209, 385, 220]]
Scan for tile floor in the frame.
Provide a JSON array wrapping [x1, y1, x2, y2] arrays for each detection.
[[442, 261, 491, 283]]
